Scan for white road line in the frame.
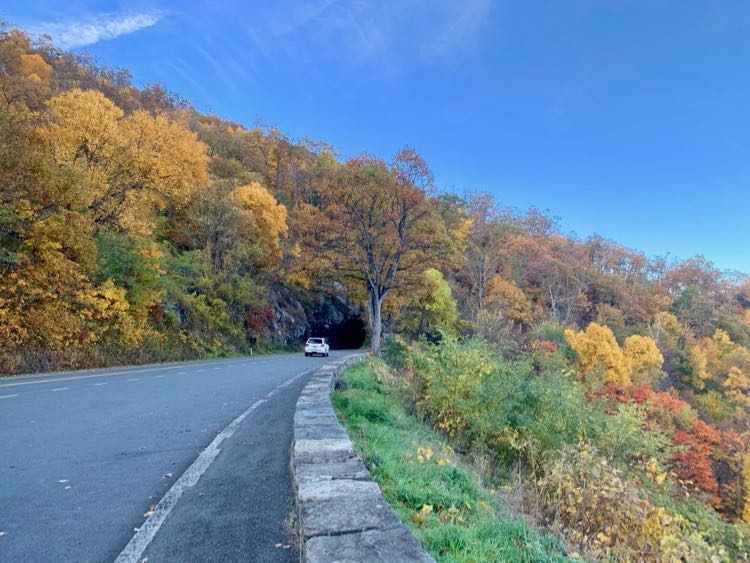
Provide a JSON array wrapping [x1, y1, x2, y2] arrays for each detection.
[[94, 382, 108, 386], [1, 359, 254, 389], [178, 371, 186, 375], [52, 387, 68, 392], [213, 367, 221, 370], [115, 367, 312, 563], [128, 378, 140, 382], [0, 394, 18, 399], [155, 375, 165, 379]]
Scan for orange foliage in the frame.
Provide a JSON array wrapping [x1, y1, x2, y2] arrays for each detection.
[[672, 419, 721, 497], [484, 275, 532, 325], [650, 392, 692, 416]]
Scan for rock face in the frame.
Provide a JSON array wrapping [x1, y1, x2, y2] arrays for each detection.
[[270, 286, 366, 349], [292, 357, 434, 563]]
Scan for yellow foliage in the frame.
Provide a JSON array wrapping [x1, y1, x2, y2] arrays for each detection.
[[623, 334, 664, 384], [646, 457, 668, 484], [0, 297, 28, 346], [233, 181, 288, 259], [743, 453, 750, 525], [411, 503, 433, 525], [723, 366, 750, 408], [712, 329, 735, 357], [19, 53, 51, 88], [42, 88, 124, 171], [39, 89, 209, 234], [539, 443, 720, 560], [416, 446, 434, 463], [484, 276, 532, 325], [0, 30, 52, 111], [686, 346, 709, 390], [651, 311, 684, 342], [565, 323, 632, 387], [451, 216, 473, 242], [78, 279, 130, 322]]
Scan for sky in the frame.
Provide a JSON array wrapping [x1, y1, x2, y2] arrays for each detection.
[[3, 1, 749, 274]]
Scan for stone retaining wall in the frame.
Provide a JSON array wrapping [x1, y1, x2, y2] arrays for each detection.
[[292, 355, 434, 562]]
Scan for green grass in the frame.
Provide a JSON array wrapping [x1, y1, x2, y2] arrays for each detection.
[[333, 361, 568, 563]]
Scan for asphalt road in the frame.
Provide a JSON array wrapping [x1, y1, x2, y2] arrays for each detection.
[[0, 351, 349, 562]]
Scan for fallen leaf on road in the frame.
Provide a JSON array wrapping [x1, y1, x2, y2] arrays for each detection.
[[64, 486, 71, 490], [133, 527, 139, 532], [197, 492, 204, 496], [58, 480, 69, 484], [139, 558, 148, 563], [162, 473, 173, 479], [0, 531, 7, 537], [143, 505, 157, 518]]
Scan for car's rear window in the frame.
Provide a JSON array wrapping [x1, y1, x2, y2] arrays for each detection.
[[307, 338, 323, 344]]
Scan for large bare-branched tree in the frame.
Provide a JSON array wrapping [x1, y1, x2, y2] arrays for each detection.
[[320, 147, 449, 355]]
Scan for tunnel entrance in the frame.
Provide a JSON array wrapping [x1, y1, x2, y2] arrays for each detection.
[[309, 316, 367, 350]]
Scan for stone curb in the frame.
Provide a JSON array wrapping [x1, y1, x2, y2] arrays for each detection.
[[292, 355, 434, 563]]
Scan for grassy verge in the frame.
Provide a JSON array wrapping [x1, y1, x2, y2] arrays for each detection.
[[332, 360, 567, 562]]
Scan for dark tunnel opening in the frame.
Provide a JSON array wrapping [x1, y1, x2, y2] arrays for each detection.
[[308, 316, 367, 350]]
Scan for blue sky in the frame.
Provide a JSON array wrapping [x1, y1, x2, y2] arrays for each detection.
[[4, 1, 749, 274]]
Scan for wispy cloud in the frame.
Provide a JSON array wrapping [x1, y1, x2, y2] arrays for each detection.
[[420, 0, 491, 58], [246, 0, 491, 74], [30, 12, 164, 49]]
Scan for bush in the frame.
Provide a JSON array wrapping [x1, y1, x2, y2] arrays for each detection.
[[538, 443, 721, 560], [386, 339, 750, 560], [405, 338, 600, 467], [334, 361, 566, 562]]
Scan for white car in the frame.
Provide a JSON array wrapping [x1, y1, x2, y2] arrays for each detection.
[[304, 337, 330, 357]]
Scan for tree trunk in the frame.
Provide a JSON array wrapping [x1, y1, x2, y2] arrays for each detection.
[[368, 290, 383, 356]]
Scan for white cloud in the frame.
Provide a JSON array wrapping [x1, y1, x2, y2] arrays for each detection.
[[420, 0, 491, 58], [31, 12, 163, 49], [246, 0, 490, 73]]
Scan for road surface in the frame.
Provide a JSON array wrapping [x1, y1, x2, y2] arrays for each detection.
[[0, 351, 349, 562]]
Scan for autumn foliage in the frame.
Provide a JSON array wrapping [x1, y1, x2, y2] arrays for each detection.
[[3, 24, 750, 559]]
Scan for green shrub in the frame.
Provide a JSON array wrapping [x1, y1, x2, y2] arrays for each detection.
[[334, 362, 565, 562], [404, 339, 600, 466]]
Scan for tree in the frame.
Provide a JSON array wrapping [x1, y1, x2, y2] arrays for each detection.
[[743, 453, 750, 524], [682, 345, 710, 390], [623, 335, 664, 384], [724, 367, 750, 408], [318, 148, 449, 354], [565, 323, 632, 387], [400, 268, 458, 339], [484, 275, 532, 326], [501, 234, 588, 325], [232, 181, 288, 262], [473, 275, 532, 344], [38, 89, 209, 234], [0, 28, 52, 112]]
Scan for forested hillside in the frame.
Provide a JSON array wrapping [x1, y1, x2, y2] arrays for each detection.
[[3, 25, 750, 558]]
